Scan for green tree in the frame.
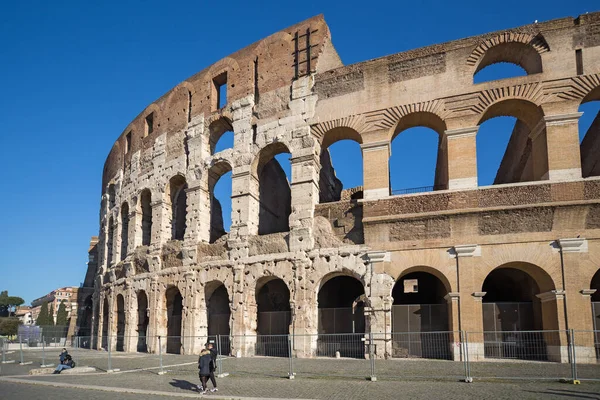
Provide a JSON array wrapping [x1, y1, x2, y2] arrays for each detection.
[[0, 291, 25, 317], [56, 301, 69, 326], [48, 303, 55, 326], [0, 317, 21, 336], [36, 301, 49, 326]]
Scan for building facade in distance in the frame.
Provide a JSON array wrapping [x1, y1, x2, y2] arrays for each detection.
[[91, 13, 600, 362]]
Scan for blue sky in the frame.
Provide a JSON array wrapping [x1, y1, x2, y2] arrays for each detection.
[[0, 0, 598, 305]]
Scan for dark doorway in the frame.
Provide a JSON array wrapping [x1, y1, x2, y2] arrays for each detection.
[[166, 287, 183, 354]]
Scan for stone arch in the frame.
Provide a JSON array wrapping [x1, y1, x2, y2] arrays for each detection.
[[136, 290, 149, 352], [255, 275, 291, 333], [101, 297, 109, 350], [580, 82, 600, 178], [207, 57, 241, 80], [478, 261, 556, 294], [208, 160, 233, 243], [165, 285, 183, 354], [163, 82, 195, 132], [208, 116, 234, 155], [477, 98, 546, 185], [393, 265, 452, 295], [205, 280, 231, 348], [252, 142, 292, 235], [115, 293, 125, 351], [120, 202, 129, 260], [166, 175, 187, 240], [318, 127, 363, 204], [590, 268, 600, 303], [390, 111, 447, 142], [138, 189, 152, 246], [389, 111, 448, 193], [478, 98, 545, 130], [468, 32, 549, 75]]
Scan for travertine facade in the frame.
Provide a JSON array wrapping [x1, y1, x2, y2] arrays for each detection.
[[89, 14, 600, 361]]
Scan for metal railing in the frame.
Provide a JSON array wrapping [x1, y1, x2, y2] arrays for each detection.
[[2, 330, 599, 383], [391, 185, 447, 195]]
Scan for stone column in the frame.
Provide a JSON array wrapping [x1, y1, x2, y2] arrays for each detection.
[[289, 146, 319, 251], [183, 183, 203, 244], [291, 259, 318, 358], [443, 127, 478, 189], [129, 209, 140, 253], [113, 218, 122, 264], [230, 265, 256, 357], [365, 251, 393, 359], [468, 292, 486, 361], [150, 200, 170, 250], [181, 271, 205, 355], [230, 167, 259, 238], [146, 276, 160, 353], [361, 140, 390, 200], [557, 238, 595, 363], [124, 285, 136, 352], [108, 289, 117, 352], [444, 292, 462, 361], [96, 292, 105, 350], [536, 290, 568, 362], [532, 112, 583, 181]]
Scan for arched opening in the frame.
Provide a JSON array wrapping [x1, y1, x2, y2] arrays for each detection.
[[165, 286, 183, 354], [477, 99, 546, 186], [120, 203, 129, 260], [209, 118, 234, 154], [474, 63, 528, 84], [106, 217, 114, 266], [481, 266, 552, 360], [390, 112, 446, 194], [590, 269, 600, 358], [208, 162, 232, 243], [580, 87, 600, 178], [206, 282, 231, 355], [116, 294, 125, 351], [168, 176, 187, 240], [256, 278, 291, 357], [137, 291, 149, 352], [473, 42, 543, 84], [255, 143, 292, 235], [107, 184, 116, 209], [101, 298, 109, 350], [317, 275, 365, 358], [140, 190, 152, 246], [318, 128, 363, 203], [80, 295, 93, 338], [391, 270, 450, 359]]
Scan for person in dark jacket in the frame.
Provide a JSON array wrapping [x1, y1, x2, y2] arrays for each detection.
[[59, 348, 68, 363], [54, 354, 75, 374], [197, 347, 212, 394], [207, 342, 218, 392]]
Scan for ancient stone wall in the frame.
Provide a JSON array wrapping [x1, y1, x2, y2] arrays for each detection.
[[89, 13, 600, 360]]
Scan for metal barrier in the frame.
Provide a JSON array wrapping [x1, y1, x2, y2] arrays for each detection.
[[2, 330, 599, 383]]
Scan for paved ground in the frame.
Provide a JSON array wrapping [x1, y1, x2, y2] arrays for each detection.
[[2, 348, 600, 399], [2, 373, 600, 399]]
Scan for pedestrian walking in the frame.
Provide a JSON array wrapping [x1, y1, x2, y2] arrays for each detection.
[[207, 342, 218, 392], [197, 345, 212, 394]]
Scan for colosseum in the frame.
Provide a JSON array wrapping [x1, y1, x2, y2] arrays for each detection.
[[81, 13, 600, 363]]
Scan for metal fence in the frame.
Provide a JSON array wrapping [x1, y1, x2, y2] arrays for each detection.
[[2, 330, 599, 383]]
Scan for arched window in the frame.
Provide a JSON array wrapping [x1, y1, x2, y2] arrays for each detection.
[[255, 277, 291, 357], [209, 118, 234, 154], [472, 41, 543, 84], [120, 202, 129, 260], [208, 162, 232, 243], [390, 112, 447, 194], [107, 216, 114, 265], [580, 86, 600, 178], [140, 190, 152, 246], [165, 286, 183, 354], [107, 185, 116, 209], [254, 143, 292, 235], [318, 127, 363, 203], [477, 99, 546, 186], [168, 176, 187, 240]]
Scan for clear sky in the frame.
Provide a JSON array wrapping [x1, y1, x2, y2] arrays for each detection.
[[0, 0, 598, 305]]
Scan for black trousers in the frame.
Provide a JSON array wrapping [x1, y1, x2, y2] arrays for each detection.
[[209, 369, 217, 388]]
